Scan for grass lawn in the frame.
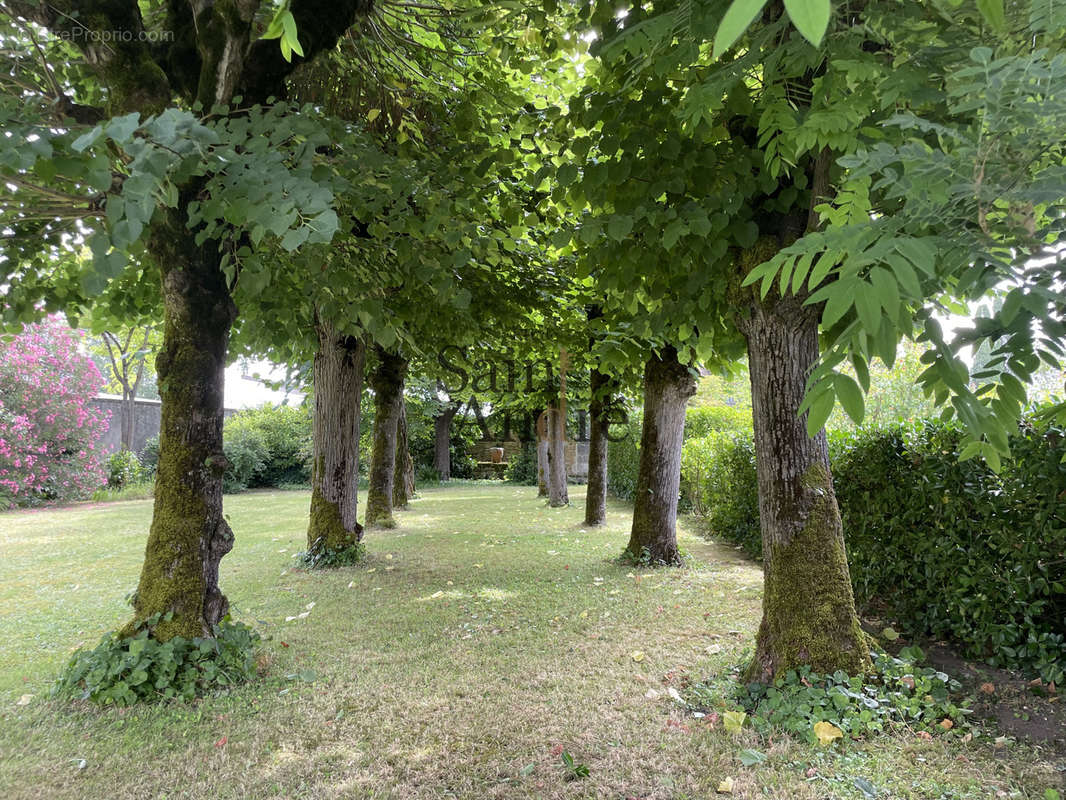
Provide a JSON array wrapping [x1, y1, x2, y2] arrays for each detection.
[[0, 484, 1061, 799]]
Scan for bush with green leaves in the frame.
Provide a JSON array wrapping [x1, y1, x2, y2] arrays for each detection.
[[685, 411, 1066, 682], [605, 409, 642, 502], [139, 435, 160, 475], [106, 450, 144, 489], [221, 425, 269, 493], [680, 431, 759, 531], [703, 647, 973, 743], [505, 441, 539, 485], [684, 405, 752, 440], [223, 404, 313, 488], [53, 614, 260, 705]]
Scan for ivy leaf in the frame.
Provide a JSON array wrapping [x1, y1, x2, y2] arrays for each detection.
[[783, 0, 831, 48]]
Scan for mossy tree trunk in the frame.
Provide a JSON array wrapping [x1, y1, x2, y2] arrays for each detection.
[[546, 404, 569, 507], [584, 367, 612, 526], [433, 396, 459, 481], [366, 346, 407, 527], [624, 346, 695, 566], [306, 320, 365, 555], [393, 398, 415, 509], [739, 284, 869, 683], [535, 409, 549, 497], [124, 206, 237, 641]]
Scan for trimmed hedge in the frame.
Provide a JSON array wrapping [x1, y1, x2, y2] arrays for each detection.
[[682, 415, 1066, 683]]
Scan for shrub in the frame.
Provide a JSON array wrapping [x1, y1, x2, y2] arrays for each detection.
[[0, 316, 109, 507], [222, 425, 268, 493], [140, 435, 160, 475], [681, 431, 758, 544], [684, 413, 1066, 682], [606, 408, 642, 502], [505, 441, 539, 485], [224, 404, 312, 488], [53, 613, 260, 705], [684, 405, 752, 440], [107, 450, 144, 488]]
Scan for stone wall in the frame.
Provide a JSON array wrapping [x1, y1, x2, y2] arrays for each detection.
[[91, 395, 237, 456]]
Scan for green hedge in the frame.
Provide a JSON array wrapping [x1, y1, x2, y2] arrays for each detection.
[[682, 415, 1066, 683], [606, 410, 642, 502]]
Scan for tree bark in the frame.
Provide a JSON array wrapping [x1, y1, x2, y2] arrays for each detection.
[[739, 282, 869, 682], [433, 399, 459, 481], [393, 398, 415, 509], [365, 346, 407, 528], [546, 405, 569, 507], [306, 320, 365, 556], [123, 206, 236, 641], [584, 367, 611, 526], [624, 346, 695, 566], [535, 409, 549, 496]]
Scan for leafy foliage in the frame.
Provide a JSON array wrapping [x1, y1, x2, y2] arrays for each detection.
[[605, 408, 642, 502], [53, 614, 260, 706], [688, 412, 1066, 681], [223, 404, 313, 489], [0, 316, 109, 507], [106, 450, 145, 489], [295, 542, 366, 569], [504, 441, 539, 485], [724, 648, 973, 742]]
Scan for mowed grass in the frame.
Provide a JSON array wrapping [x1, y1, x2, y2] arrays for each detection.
[[0, 485, 1061, 799]]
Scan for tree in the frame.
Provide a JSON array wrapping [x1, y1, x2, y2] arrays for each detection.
[[0, 316, 109, 507], [366, 346, 408, 528], [1, 0, 378, 640], [91, 322, 159, 452]]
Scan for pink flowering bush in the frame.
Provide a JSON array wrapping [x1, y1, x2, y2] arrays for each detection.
[[0, 317, 110, 508]]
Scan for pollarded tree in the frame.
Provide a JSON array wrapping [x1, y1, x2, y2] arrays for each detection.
[[0, 0, 381, 640]]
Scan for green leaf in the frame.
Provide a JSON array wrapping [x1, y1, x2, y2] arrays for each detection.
[[783, 0, 831, 47], [834, 373, 865, 425], [607, 215, 634, 243], [806, 388, 835, 437], [738, 748, 767, 766], [977, 0, 1006, 31], [713, 0, 770, 59]]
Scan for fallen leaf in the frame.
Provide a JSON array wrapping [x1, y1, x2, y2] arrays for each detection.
[[667, 687, 683, 703], [550, 744, 564, 757], [706, 644, 722, 655], [939, 718, 954, 730], [214, 736, 227, 748], [723, 710, 746, 734], [716, 776, 734, 794], [813, 721, 843, 745], [805, 767, 818, 778], [917, 731, 933, 740], [16, 694, 32, 706], [644, 689, 660, 700], [631, 651, 645, 663], [900, 676, 915, 689], [881, 627, 899, 641], [979, 682, 996, 695], [347, 581, 355, 589]]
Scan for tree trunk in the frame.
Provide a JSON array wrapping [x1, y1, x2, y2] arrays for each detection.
[[306, 320, 365, 556], [123, 208, 236, 641], [121, 388, 136, 452], [547, 405, 569, 507], [740, 289, 869, 682], [624, 346, 695, 566], [535, 410, 549, 497], [393, 398, 415, 509], [365, 346, 407, 528], [584, 367, 611, 526], [433, 401, 458, 481]]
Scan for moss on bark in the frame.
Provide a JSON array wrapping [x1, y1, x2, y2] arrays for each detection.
[[744, 462, 870, 682]]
